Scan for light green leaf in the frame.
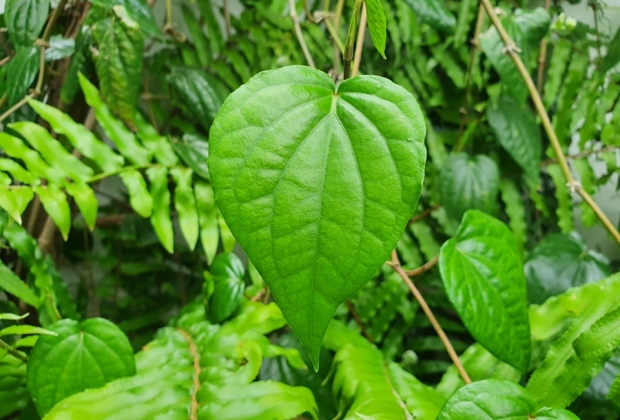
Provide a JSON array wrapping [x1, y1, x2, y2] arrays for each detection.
[[45, 35, 75, 61], [170, 167, 199, 250], [26, 318, 136, 417], [65, 183, 99, 231], [499, 179, 526, 253], [439, 210, 531, 372], [609, 373, 620, 405], [438, 153, 500, 222], [574, 305, 620, 360], [208, 66, 426, 369], [0, 133, 65, 185], [134, 113, 178, 167], [218, 213, 235, 253], [208, 253, 245, 323], [0, 312, 29, 321], [146, 167, 174, 254], [173, 133, 210, 180], [387, 362, 447, 419], [5, 0, 50, 47], [364, 0, 387, 58], [487, 94, 542, 182], [34, 185, 71, 240], [119, 169, 153, 218], [0, 325, 57, 337], [5, 46, 40, 107], [402, 0, 456, 32], [546, 164, 573, 233], [0, 158, 39, 184], [0, 261, 39, 307], [195, 181, 219, 264], [0, 186, 22, 224]]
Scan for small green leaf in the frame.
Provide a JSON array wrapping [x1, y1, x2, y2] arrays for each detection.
[[574, 305, 620, 360], [26, 318, 136, 416], [34, 185, 71, 240], [44, 35, 75, 61], [0, 325, 57, 337], [364, 0, 387, 58], [438, 153, 500, 222], [0, 312, 29, 321], [602, 27, 620, 75], [134, 113, 178, 167], [146, 167, 174, 254], [439, 210, 531, 372], [119, 169, 152, 218], [547, 164, 573, 233], [65, 183, 98, 231], [5, 0, 50, 47], [402, 0, 456, 32], [5, 46, 40, 107], [499, 179, 526, 253], [487, 94, 542, 182], [0, 158, 39, 184], [170, 167, 199, 251], [209, 66, 426, 369], [0, 186, 22, 224], [195, 181, 219, 264], [173, 133, 210, 180], [0, 133, 65, 185], [208, 253, 245, 323], [60, 26, 92, 104], [0, 261, 39, 307]]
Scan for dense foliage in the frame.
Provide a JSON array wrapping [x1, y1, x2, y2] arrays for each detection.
[[0, 0, 619, 419]]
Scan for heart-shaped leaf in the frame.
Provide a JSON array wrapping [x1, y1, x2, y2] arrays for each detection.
[[209, 65, 426, 369]]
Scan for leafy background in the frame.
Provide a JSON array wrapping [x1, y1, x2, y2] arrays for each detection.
[[0, 0, 619, 418]]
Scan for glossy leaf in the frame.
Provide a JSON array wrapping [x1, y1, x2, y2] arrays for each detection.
[[364, 0, 387, 58], [5, 0, 50, 47], [170, 168, 199, 250], [173, 133, 210, 180], [0, 261, 39, 307], [0, 325, 57, 337], [208, 253, 245, 323], [195, 181, 219, 264], [146, 167, 174, 254], [402, 0, 456, 32], [438, 153, 500, 222], [45, 35, 75, 62], [5, 46, 40, 107], [119, 169, 152, 218], [487, 94, 542, 182], [34, 185, 71, 240], [439, 210, 531, 372], [208, 66, 426, 368], [524, 233, 611, 305], [26, 318, 136, 416]]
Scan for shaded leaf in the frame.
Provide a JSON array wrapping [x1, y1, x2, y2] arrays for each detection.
[[5, 46, 40, 107], [0, 261, 39, 307], [602, 27, 620, 75], [173, 133, 210, 180], [45, 35, 75, 62], [5, 0, 50, 47], [364, 0, 387, 58], [208, 253, 245, 323], [146, 167, 173, 253], [170, 167, 199, 250], [402, 0, 456, 32]]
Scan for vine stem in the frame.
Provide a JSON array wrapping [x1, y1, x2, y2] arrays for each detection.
[[289, 0, 316, 68], [0, 339, 28, 363], [351, 3, 367, 77], [535, 0, 551, 94], [480, 0, 620, 245], [403, 254, 438, 277], [390, 250, 472, 384], [343, 0, 363, 79]]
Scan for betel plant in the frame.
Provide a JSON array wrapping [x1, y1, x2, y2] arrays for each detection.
[[0, 0, 620, 419]]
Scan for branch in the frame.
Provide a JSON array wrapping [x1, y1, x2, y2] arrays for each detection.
[[480, 0, 620, 245], [343, 0, 363, 79], [289, 0, 316, 68], [351, 3, 367, 77], [345, 300, 373, 342], [391, 250, 471, 384], [0, 339, 28, 363], [408, 203, 441, 225], [536, 0, 551, 94], [404, 254, 439, 277]]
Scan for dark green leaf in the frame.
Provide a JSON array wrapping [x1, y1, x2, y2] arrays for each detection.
[[26, 318, 135, 416], [5, 0, 50, 47], [438, 153, 500, 222], [209, 66, 426, 369], [402, 0, 456, 32], [439, 210, 531, 372], [364, 0, 387, 58], [173, 133, 210, 180], [5, 46, 40, 107], [208, 253, 245, 323], [61, 26, 92, 104], [525, 233, 611, 305], [602, 27, 620, 74], [90, 0, 160, 37], [0, 261, 39, 307], [45, 35, 75, 62]]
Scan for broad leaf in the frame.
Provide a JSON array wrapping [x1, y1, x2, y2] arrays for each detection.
[[5, 0, 50, 47], [439, 210, 531, 372], [487, 94, 542, 182], [438, 153, 500, 222], [26, 318, 135, 416], [208, 65, 426, 369], [5, 46, 40, 107], [0, 261, 39, 307], [402, 0, 456, 32], [364, 0, 387, 58], [207, 253, 245, 323], [525, 233, 611, 305]]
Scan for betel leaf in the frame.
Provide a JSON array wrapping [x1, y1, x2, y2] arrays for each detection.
[[525, 232, 611, 305], [26, 318, 135, 416], [5, 46, 40, 107], [401, 0, 456, 33], [438, 153, 500, 222], [487, 94, 542, 182], [207, 253, 245, 323], [436, 379, 579, 420], [439, 210, 531, 372], [4, 0, 50, 48], [364, 0, 387, 58], [208, 65, 426, 369]]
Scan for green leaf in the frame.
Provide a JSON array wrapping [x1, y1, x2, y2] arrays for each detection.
[[181, 3, 211, 67], [574, 305, 620, 360], [499, 179, 526, 253], [438, 153, 500, 222], [146, 167, 174, 254], [170, 167, 199, 250], [436, 379, 579, 420], [34, 185, 71, 240], [487, 94, 542, 182], [546, 164, 573, 233], [602, 27, 620, 75], [5, 46, 40, 107], [134, 112, 178, 167], [208, 66, 426, 369], [0, 312, 29, 321], [402, 0, 456, 32], [65, 183, 99, 231], [0, 186, 22, 224], [387, 362, 447, 419], [0, 261, 39, 307], [91, 10, 144, 129], [60, 26, 92, 104], [5, 0, 50, 47], [208, 253, 245, 323], [439, 210, 531, 372], [26, 318, 135, 416], [525, 233, 611, 305], [119, 169, 153, 218], [0, 325, 57, 337], [609, 372, 620, 405], [364, 0, 387, 58], [197, 1, 225, 56], [173, 133, 211, 180], [195, 181, 219, 264], [45, 35, 75, 62]]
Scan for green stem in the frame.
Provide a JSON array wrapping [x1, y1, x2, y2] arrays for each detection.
[[343, 0, 363, 80], [86, 164, 154, 184], [0, 339, 28, 363]]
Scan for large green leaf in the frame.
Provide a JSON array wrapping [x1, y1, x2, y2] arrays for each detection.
[[487, 94, 542, 182], [364, 0, 387, 58], [5, 46, 40, 106], [438, 153, 500, 222], [525, 233, 611, 305], [208, 65, 426, 369], [5, 0, 50, 47], [439, 210, 531, 372], [401, 0, 456, 32], [26, 318, 136, 416]]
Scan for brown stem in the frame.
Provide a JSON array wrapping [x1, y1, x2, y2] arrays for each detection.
[[480, 0, 620, 245], [289, 0, 316, 68], [303, 0, 316, 23], [403, 255, 439, 277], [408, 204, 441, 225], [351, 4, 366, 77], [391, 250, 471, 384], [345, 300, 373, 342], [177, 329, 201, 420]]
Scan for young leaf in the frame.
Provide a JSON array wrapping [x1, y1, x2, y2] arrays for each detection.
[[438, 153, 500, 222], [195, 181, 219, 264], [5, 0, 50, 47], [487, 94, 542, 183], [364, 0, 387, 58], [0, 186, 22, 224], [170, 167, 199, 250], [5, 46, 40, 107], [0, 325, 57, 337], [208, 65, 427, 369], [401, 0, 456, 33], [33, 185, 71, 240], [174, 133, 211, 180], [65, 183, 98, 231], [146, 167, 174, 254], [208, 253, 245, 323], [26, 318, 136, 417], [119, 169, 153, 218], [439, 210, 531, 372], [0, 261, 39, 307]]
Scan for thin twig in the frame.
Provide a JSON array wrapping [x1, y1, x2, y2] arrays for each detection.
[[536, 0, 551, 94], [391, 250, 471, 384], [0, 340, 28, 363], [404, 255, 439, 277], [224, 0, 232, 39], [345, 300, 373, 342], [480, 0, 620, 244], [289, 0, 316, 68], [408, 204, 441, 225], [541, 145, 620, 165], [302, 0, 316, 23], [352, 4, 366, 77]]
